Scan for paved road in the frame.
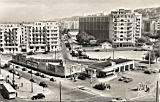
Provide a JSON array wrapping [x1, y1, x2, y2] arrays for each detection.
[[8, 67, 96, 101]]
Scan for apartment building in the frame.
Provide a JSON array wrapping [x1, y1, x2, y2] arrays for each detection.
[[154, 20, 160, 31], [111, 9, 142, 47], [62, 20, 79, 30], [0, 21, 60, 53], [0, 23, 21, 53], [29, 21, 60, 52]]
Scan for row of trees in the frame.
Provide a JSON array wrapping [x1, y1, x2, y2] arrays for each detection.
[[76, 31, 95, 45]]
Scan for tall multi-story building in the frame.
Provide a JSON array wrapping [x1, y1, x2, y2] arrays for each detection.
[[0, 21, 60, 53], [29, 21, 60, 52], [0, 23, 22, 53], [79, 15, 111, 41], [154, 20, 160, 31], [111, 9, 142, 47], [62, 20, 79, 30]]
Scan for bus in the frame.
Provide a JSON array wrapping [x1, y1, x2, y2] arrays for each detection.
[[1, 83, 16, 99]]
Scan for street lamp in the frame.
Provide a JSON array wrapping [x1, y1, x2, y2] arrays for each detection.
[[55, 46, 57, 60], [0, 53, 2, 74], [31, 68, 33, 93], [12, 64, 15, 87]]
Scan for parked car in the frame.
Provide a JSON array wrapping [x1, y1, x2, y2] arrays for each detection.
[[35, 72, 40, 76], [39, 81, 48, 87], [42, 51, 49, 54], [27, 51, 35, 55], [124, 78, 133, 83], [30, 78, 35, 83], [8, 69, 13, 73], [50, 78, 56, 82], [93, 83, 106, 90], [78, 74, 86, 80], [22, 68, 27, 71], [118, 76, 126, 81], [31, 93, 45, 100], [15, 66, 19, 68], [8, 69, 19, 75], [28, 70, 32, 74], [111, 97, 126, 102], [144, 70, 152, 74], [94, 49, 100, 52], [40, 74, 46, 78], [136, 66, 147, 70]]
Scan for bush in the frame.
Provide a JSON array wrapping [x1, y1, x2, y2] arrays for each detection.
[[93, 83, 106, 90]]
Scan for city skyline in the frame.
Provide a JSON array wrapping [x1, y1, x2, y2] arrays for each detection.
[[1, 0, 160, 22]]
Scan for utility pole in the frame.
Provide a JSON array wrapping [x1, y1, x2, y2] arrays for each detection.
[[12, 64, 15, 86], [156, 81, 159, 102], [0, 53, 1, 74], [149, 50, 151, 68], [60, 81, 62, 102], [90, 70, 93, 88], [31, 69, 33, 93], [113, 48, 114, 59], [55, 46, 57, 60]]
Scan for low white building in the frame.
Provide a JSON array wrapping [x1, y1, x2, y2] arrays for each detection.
[[68, 30, 78, 41], [101, 42, 112, 49], [88, 58, 135, 78], [141, 44, 153, 50]]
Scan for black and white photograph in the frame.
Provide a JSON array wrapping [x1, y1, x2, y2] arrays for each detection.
[[0, 0, 160, 102]]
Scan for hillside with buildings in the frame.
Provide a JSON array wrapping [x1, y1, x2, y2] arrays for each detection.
[[134, 6, 160, 19]]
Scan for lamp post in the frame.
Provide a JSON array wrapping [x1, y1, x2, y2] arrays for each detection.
[[156, 81, 159, 102], [0, 53, 2, 74], [12, 64, 15, 87], [55, 46, 57, 60], [31, 69, 33, 93], [59, 81, 62, 102], [149, 50, 151, 68]]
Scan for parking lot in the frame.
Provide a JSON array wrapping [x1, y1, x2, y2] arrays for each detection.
[[107, 70, 159, 100]]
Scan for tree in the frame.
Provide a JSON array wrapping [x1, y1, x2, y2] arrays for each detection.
[[145, 51, 155, 61], [76, 31, 95, 44], [62, 28, 70, 35]]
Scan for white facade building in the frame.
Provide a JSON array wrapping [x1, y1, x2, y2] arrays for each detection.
[[111, 9, 142, 47], [101, 42, 112, 49], [0, 21, 60, 53], [0, 24, 22, 53]]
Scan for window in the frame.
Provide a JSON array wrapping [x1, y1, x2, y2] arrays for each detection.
[[30, 46, 33, 49], [121, 19, 124, 22]]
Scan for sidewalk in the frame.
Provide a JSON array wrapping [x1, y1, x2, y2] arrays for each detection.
[[1, 69, 53, 101]]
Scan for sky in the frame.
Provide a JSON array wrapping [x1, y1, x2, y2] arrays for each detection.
[[1, 0, 160, 22]]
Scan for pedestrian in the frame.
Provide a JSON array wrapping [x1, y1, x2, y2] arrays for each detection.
[[21, 83, 23, 87], [16, 92, 18, 97], [108, 84, 111, 89], [148, 87, 150, 92]]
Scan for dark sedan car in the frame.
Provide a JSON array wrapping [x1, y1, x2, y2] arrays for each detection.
[[31, 93, 45, 100], [39, 81, 48, 87]]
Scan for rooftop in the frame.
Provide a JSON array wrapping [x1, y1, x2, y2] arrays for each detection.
[[90, 61, 112, 70], [89, 58, 132, 70], [112, 58, 132, 64], [2, 83, 16, 93]]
